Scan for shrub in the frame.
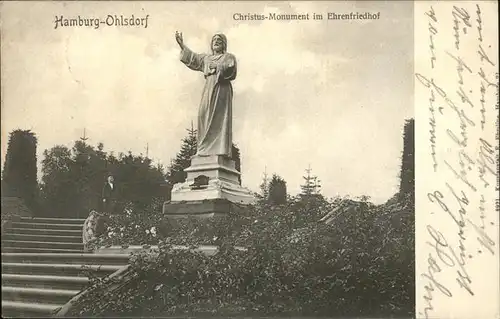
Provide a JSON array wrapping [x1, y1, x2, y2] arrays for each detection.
[[75, 195, 414, 318]]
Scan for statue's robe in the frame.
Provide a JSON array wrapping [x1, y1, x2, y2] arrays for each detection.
[[180, 47, 237, 157]]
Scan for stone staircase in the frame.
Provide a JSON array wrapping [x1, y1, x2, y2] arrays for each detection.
[[1, 217, 130, 318]]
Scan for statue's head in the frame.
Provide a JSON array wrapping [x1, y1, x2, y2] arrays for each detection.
[[211, 34, 227, 54]]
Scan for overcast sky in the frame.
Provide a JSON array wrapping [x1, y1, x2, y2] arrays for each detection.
[[1, 1, 413, 204]]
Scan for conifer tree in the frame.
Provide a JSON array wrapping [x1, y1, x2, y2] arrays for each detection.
[[268, 174, 287, 205], [167, 124, 242, 187], [2, 129, 38, 212], [258, 168, 269, 200], [231, 144, 242, 185], [299, 165, 321, 199], [399, 118, 415, 202], [167, 124, 198, 185]]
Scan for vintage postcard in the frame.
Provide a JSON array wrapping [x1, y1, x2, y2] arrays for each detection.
[[0, 1, 498, 318]]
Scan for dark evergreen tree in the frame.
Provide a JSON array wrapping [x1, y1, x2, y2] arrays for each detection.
[[268, 174, 287, 205], [167, 124, 242, 191], [2, 129, 38, 213], [231, 144, 241, 185], [399, 118, 415, 202], [166, 125, 197, 186]]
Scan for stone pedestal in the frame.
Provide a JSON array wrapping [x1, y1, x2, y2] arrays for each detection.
[[162, 198, 246, 218], [170, 155, 256, 205], [163, 155, 256, 217]]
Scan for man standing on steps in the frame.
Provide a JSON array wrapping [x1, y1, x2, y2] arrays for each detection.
[[101, 174, 117, 214]]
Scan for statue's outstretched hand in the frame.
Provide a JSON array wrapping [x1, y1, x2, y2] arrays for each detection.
[[175, 31, 184, 49]]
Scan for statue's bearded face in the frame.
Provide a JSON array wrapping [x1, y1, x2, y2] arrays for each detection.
[[212, 36, 225, 53]]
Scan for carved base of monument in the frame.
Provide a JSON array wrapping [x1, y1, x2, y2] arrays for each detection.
[[162, 198, 246, 218], [171, 155, 256, 204], [164, 155, 256, 217]]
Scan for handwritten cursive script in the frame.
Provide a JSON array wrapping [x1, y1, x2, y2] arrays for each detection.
[[416, 2, 499, 318]]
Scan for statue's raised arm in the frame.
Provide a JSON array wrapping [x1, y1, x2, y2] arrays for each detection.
[[175, 31, 184, 50], [176, 31, 207, 73]]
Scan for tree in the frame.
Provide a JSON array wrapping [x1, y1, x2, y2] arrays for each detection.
[[40, 139, 166, 218], [258, 168, 269, 200], [39, 145, 74, 217], [167, 124, 242, 192], [113, 152, 166, 210], [2, 129, 38, 213], [71, 139, 107, 218], [299, 165, 321, 199], [268, 174, 287, 205], [231, 144, 241, 185], [166, 125, 197, 186], [399, 118, 414, 202]]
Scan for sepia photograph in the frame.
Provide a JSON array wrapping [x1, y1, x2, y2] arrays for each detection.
[[0, 1, 496, 318]]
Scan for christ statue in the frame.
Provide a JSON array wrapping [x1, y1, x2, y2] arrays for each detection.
[[175, 31, 237, 157]]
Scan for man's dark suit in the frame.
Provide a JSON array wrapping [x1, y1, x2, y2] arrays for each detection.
[[101, 182, 117, 213]]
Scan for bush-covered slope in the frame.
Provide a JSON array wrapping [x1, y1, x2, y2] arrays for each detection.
[[75, 195, 414, 318]]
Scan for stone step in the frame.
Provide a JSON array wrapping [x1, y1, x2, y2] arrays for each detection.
[[10, 222, 83, 230], [3, 233, 82, 243], [20, 217, 86, 225], [2, 262, 122, 277], [5, 227, 82, 237], [2, 240, 84, 250], [1, 247, 84, 254], [1, 300, 62, 318], [0, 216, 121, 318], [2, 274, 90, 291], [2, 253, 130, 266], [2, 286, 79, 305]]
